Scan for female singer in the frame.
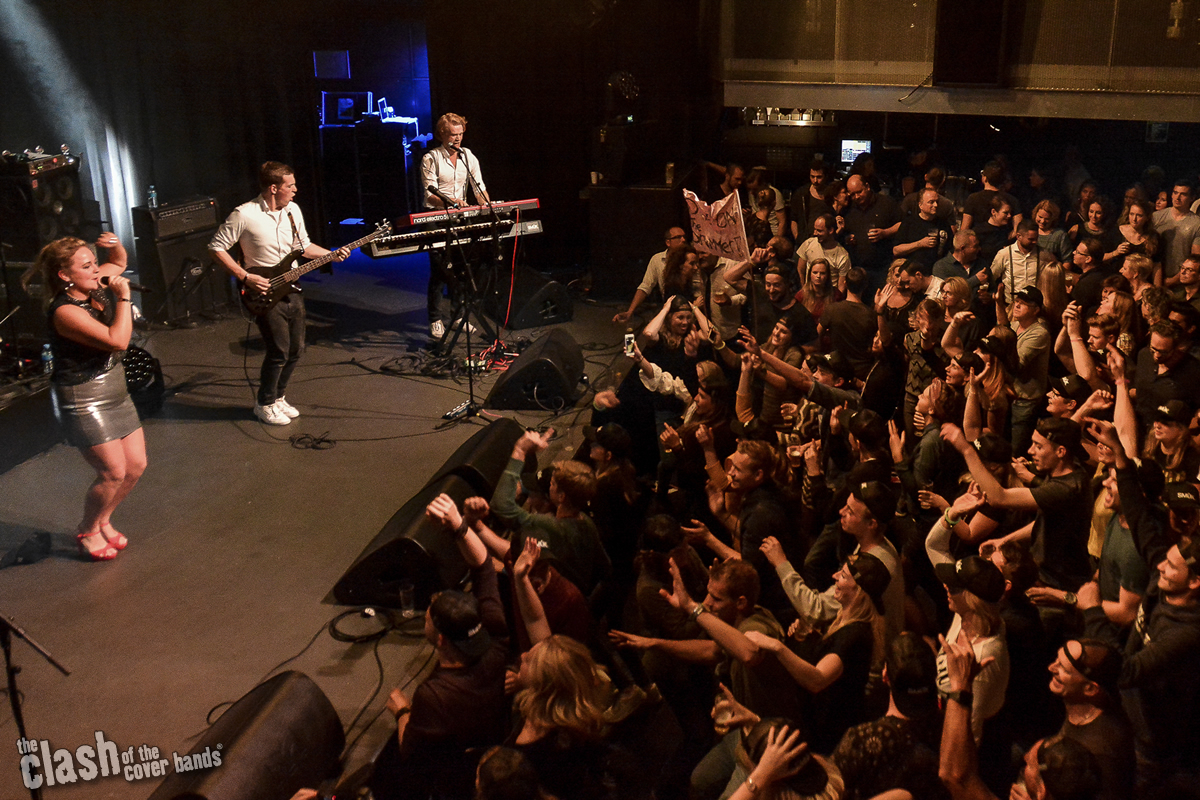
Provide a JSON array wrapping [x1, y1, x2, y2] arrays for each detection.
[[38, 234, 146, 560]]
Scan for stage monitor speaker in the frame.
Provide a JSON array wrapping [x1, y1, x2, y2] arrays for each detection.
[[146, 671, 343, 800], [331, 473, 475, 609], [484, 328, 583, 411], [0, 385, 59, 474], [424, 416, 526, 496], [487, 264, 573, 330], [330, 418, 536, 608], [932, 0, 1011, 87], [135, 227, 234, 324], [0, 159, 91, 261]]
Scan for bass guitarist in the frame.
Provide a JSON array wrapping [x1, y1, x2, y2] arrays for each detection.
[[209, 161, 350, 426]]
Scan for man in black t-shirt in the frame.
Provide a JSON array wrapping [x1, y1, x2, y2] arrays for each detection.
[[820, 267, 878, 379], [943, 418, 1093, 592], [961, 160, 1022, 233], [373, 494, 510, 800], [975, 195, 1017, 272], [844, 174, 902, 281], [1132, 320, 1200, 426], [893, 188, 954, 271], [1071, 237, 1109, 319]]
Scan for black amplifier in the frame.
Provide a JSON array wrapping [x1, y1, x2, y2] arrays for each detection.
[[132, 196, 219, 241]]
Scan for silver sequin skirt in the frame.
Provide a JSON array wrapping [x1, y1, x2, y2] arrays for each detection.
[[52, 362, 141, 448]]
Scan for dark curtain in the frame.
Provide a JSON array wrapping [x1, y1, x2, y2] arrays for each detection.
[[0, 0, 425, 260]]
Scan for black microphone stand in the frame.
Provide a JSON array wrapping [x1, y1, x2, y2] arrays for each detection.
[[431, 199, 484, 421], [2, 612, 71, 800]]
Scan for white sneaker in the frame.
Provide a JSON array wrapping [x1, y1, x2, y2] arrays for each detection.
[[452, 318, 478, 335], [254, 402, 290, 425], [430, 320, 446, 338], [274, 397, 300, 418]]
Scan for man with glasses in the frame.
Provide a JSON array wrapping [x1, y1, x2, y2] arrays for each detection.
[[1130, 320, 1200, 425], [1170, 255, 1200, 312], [1070, 238, 1108, 319], [613, 226, 690, 323]]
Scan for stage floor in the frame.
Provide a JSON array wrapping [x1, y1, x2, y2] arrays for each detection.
[[0, 252, 626, 799]]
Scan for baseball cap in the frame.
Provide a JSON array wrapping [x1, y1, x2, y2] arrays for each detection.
[[1013, 286, 1044, 307], [972, 432, 1012, 464], [848, 551, 891, 614], [428, 590, 493, 660], [1164, 482, 1200, 510], [583, 423, 632, 460], [808, 351, 855, 380], [1152, 399, 1192, 426], [1037, 417, 1090, 464], [935, 556, 1006, 603], [850, 480, 897, 525], [1051, 375, 1091, 407], [1063, 639, 1122, 698]]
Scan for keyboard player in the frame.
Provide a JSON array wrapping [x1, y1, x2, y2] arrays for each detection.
[[421, 112, 490, 339]]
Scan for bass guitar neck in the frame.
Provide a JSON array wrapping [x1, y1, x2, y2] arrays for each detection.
[[241, 221, 391, 315]]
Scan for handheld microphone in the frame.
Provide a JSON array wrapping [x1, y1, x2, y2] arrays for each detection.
[[100, 275, 152, 293], [426, 185, 460, 209], [446, 143, 463, 153]]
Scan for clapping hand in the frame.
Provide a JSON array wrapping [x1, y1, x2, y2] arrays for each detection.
[[513, 537, 541, 582], [426, 493, 464, 531]]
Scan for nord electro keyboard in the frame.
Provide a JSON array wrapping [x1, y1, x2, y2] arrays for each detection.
[[367, 219, 543, 258], [408, 197, 540, 226]]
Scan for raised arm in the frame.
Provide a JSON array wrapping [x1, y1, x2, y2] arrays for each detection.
[[723, 247, 770, 284], [747, 630, 843, 693], [640, 296, 675, 343], [941, 423, 1038, 510], [1107, 346, 1138, 457], [942, 310, 975, 359], [512, 538, 552, 645], [664, 557, 762, 664], [937, 632, 1000, 800]]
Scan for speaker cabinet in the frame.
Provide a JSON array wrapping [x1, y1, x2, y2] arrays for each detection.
[[932, 0, 1012, 87], [484, 328, 583, 411], [146, 671, 343, 800], [331, 418, 529, 609], [487, 265, 573, 330], [134, 227, 234, 324], [423, 417, 526, 496], [1, 261, 48, 345], [332, 474, 476, 609], [0, 158, 91, 261]]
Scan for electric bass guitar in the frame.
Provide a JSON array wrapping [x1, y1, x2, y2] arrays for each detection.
[[240, 221, 392, 315]]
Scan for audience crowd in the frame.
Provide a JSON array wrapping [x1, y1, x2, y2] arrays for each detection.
[[365, 155, 1200, 800]]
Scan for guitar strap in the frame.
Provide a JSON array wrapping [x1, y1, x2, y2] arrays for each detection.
[[285, 209, 302, 252]]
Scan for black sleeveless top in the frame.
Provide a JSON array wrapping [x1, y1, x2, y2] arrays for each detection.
[[48, 291, 120, 385]]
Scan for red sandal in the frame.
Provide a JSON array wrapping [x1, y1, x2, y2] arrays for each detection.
[[77, 531, 118, 562], [100, 523, 128, 551]]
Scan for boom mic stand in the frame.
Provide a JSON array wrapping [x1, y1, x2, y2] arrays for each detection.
[[3, 611, 71, 800]]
